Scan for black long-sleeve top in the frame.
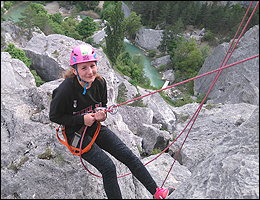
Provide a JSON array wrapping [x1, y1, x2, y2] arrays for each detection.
[[49, 76, 107, 143]]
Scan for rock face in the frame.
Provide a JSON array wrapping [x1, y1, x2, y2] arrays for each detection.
[[169, 102, 259, 199], [135, 26, 163, 51], [194, 25, 259, 105], [1, 21, 44, 49], [1, 23, 259, 199]]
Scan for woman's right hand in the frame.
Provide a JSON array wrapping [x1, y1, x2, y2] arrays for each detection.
[[84, 113, 96, 126]]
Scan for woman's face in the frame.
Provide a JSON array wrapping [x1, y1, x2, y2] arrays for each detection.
[[72, 61, 97, 84]]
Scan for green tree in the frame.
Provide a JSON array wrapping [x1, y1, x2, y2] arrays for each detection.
[[158, 18, 183, 54], [167, 39, 177, 58], [86, 1, 100, 10], [172, 38, 203, 77], [3, 1, 13, 10], [29, 2, 47, 14], [125, 11, 142, 40], [105, 1, 126, 65], [101, 1, 116, 21], [77, 16, 96, 40], [16, 5, 37, 40], [61, 16, 81, 40], [200, 45, 211, 64], [49, 13, 63, 24], [33, 11, 49, 32]]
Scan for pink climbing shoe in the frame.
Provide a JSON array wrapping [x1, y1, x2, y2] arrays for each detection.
[[154, 186, 175, 199]]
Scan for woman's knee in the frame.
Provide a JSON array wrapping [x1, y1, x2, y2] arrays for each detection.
[[100, 159, 117, 177]]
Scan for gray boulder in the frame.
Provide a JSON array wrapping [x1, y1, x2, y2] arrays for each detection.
[[121, 78, 138, 101], [151, 55, 172, 69], [118, 106, 173, 155], [194, 25, 259, 105], [135, 26, 163, 51], [137, 87, 177, 134], [1, 52, 36, 91], [162, 69, 175, 83]]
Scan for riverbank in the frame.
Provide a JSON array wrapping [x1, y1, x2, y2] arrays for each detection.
[[43, 1, 103, 18], [2, 1, 30, 15]]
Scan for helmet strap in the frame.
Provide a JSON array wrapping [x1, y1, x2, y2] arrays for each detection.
[[75, 64, 88, 95]]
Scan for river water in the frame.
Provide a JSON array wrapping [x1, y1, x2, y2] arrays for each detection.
[[3, 2, 165, 88], [3, 2, 31, 22], [124, 38, 164, 88]]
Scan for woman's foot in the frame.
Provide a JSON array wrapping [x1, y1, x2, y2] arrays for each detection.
[[154, 186, 175, 199]]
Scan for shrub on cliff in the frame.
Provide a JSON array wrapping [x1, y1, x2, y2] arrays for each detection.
[[5, 43, 45, 87]]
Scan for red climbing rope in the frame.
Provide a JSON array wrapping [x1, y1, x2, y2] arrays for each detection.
[[76, 1, 259, 183], [159, 0, 259, 188]]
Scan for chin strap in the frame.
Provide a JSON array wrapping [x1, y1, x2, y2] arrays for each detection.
[[75, 64, 88, 95]]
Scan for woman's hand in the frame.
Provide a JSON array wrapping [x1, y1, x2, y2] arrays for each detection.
[[84, 113, 96, 126], [95, 109, 106, 122]]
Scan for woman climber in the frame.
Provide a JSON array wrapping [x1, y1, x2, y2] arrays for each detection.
[[49, 43, 175, 199]]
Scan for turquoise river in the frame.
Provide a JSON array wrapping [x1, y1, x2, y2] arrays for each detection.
[[4, 2, 165, 88]]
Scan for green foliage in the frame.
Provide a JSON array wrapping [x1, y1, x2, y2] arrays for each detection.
[[158, 64, 166, 72], [148, 49, 156, 57], [132, 1, 258, 41], [115, 51, 152, 88], [105, 1, 126, 65], [159, 91, 175, 106], [196, 93, 210, 104], [125, 11, 142, 39], [158, 19, 184, 54], [101, 2, 116, 21], [5, 43, 45, 87], [205, 102, 217, 110], [1, 7, 6, 22], [3, 1, 13, 10], [177, 113, 190, 123], [49, 13, 63, 24], [167, 39, 177, 57], [117, 83, 128, 104], [5, 43, 31, 68], [76, 16, 97, 39], [172, 38, 203, 78], [16, 5, 37, 40], [136, 145, 142, 155], [8, 156, 29, 173], [30, 2, 47, 14], [172, 95, 194, 107], [84, 37, 100, 48], [128, 93, 146, 107], [201, 29, 218, 46], [61, 16, 81, 40], [200, 45, 211, 63], [151, 148, 162, 155]]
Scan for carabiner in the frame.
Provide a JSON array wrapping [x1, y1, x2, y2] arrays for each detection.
[[107, 104, 118, 115]]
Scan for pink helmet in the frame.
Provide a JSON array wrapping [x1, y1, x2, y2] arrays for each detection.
[[70, 44, 98, 66]]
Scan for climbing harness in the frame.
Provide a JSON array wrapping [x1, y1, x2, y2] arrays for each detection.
[[56, 0, 259, 187], [56, 122, 101, 156]]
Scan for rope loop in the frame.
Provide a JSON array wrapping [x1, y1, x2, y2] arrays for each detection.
[[107, 104, 118, 115]]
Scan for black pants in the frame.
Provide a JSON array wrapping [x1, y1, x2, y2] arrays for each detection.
[[77, 125, 157, 199]]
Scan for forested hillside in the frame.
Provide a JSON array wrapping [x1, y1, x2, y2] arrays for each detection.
[[131, 1, 259, 39]]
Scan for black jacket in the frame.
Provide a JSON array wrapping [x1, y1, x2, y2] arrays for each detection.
[[49, 76, 107, 143]]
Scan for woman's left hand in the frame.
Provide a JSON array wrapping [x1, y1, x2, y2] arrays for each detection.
[[95, 109, 106, 122]]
